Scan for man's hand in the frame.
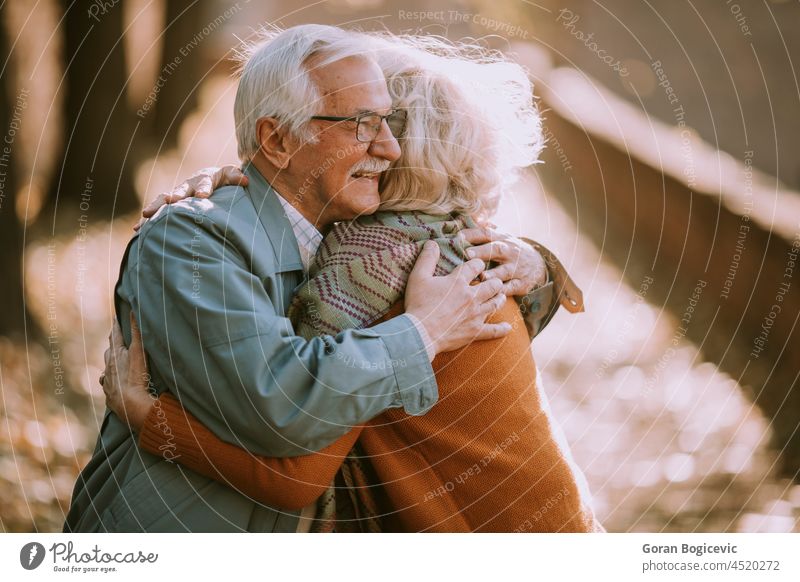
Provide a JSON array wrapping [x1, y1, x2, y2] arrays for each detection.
[[135, 165, 248, 231], [460, 227, 548, 296], [101, 313, 154, 431], [405, 241, 511, 355]]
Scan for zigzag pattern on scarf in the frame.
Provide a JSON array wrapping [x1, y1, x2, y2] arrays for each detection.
[[289, 211, 476, 338]]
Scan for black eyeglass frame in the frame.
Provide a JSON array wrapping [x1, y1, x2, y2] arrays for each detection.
[[309, 108, 406, 143]]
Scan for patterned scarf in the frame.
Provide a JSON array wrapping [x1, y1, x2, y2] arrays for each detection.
[[288, 211, 476, 532], [290, 210, 475, 338]]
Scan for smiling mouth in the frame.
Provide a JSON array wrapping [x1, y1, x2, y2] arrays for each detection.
[[350, 171, 380, 180]]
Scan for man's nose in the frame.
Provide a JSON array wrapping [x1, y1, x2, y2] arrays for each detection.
[[368, 119, 401, 162]]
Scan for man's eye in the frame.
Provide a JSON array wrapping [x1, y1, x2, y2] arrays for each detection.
[[361, 115, 381, 128]]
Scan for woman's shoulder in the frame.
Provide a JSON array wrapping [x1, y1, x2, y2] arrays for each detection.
[[366, 210, 475, 230], [329, 211, 474, 246], [317, 211, 474, 271]]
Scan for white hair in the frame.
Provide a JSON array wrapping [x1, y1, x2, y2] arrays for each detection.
[[370, 34, 544, 220], [233, 24, 373, 162], [233, 26, 544, 219]]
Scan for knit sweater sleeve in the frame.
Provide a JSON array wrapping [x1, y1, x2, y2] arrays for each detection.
[[138, 393, 362, 510]]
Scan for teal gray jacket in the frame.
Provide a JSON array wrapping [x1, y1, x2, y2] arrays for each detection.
[[64, 165, 561, 533], [64, 165, 440, 532]]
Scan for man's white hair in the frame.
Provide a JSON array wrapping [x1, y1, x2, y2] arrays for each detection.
[[234, 26, 544, 219], [233, 24, 372, 162]]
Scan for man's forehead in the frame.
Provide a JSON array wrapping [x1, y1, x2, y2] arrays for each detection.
[[311, 58, 392, 113], [308, 56, 384, 90], [323, 98, 394, 117]]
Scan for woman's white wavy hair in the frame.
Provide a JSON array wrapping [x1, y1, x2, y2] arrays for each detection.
[[233, 26, 542, 220], [369, 34, 544, 220]]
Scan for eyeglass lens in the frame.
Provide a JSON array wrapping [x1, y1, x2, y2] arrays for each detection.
[[357, 111, 407, 142]]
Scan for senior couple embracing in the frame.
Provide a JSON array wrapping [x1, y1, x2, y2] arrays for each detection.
[[64, 24, 602, 533]]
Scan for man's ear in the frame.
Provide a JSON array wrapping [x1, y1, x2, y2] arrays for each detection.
[[256, 117, 297, 169]]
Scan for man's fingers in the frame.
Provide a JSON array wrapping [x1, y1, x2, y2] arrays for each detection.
[[474, 277, 504, 302], [409, 241, 441, 280], [477, 291, 507, 317], [481, 262, 515, 282], [451, 257, 486, 282], [472, 322, 512, 341]]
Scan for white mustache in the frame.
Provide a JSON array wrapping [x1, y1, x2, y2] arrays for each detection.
[[350, 158, 391, 175]]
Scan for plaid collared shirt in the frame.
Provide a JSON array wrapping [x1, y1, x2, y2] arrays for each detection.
[[276, 194, 323, 273]]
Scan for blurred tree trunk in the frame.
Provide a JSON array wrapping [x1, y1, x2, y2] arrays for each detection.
[[0, 12, 32, 339], [148, 1, 207, 150], [41, 0, 140, 229]]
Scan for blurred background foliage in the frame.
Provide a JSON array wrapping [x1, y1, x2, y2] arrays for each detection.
[[0, 0, 798, 532]]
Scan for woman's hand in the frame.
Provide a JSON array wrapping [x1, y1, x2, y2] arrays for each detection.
[[134, 165, 248, 231], [460, 227, 548, 296], [101, 313, 154, 431]]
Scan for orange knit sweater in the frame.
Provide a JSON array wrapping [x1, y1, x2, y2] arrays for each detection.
[[139, 299, 601, 532]]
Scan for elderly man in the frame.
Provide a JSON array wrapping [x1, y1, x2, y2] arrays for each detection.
[[64, 24, 578, 532]]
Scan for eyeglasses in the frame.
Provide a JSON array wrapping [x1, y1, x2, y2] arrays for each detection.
[[309, 108, 407, 143]]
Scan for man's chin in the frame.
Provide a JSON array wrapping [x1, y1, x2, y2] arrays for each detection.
[[363, 201, 381, 216], [346, 200, 380, 220], [340, 186, 381, 218]]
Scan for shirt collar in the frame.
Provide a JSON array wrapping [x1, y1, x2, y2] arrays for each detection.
[[274, 194, 323, 272]]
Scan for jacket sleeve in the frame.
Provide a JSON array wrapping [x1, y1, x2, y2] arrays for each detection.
[[126, 205, 436, 457], [138, 393, 360, 509], [516, 238, 585, 339]]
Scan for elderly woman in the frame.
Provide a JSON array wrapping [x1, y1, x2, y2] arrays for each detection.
[[103, 33, 600, 532]]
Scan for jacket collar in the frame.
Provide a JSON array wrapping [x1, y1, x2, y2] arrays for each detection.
[[243, 162, 304, 274]]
